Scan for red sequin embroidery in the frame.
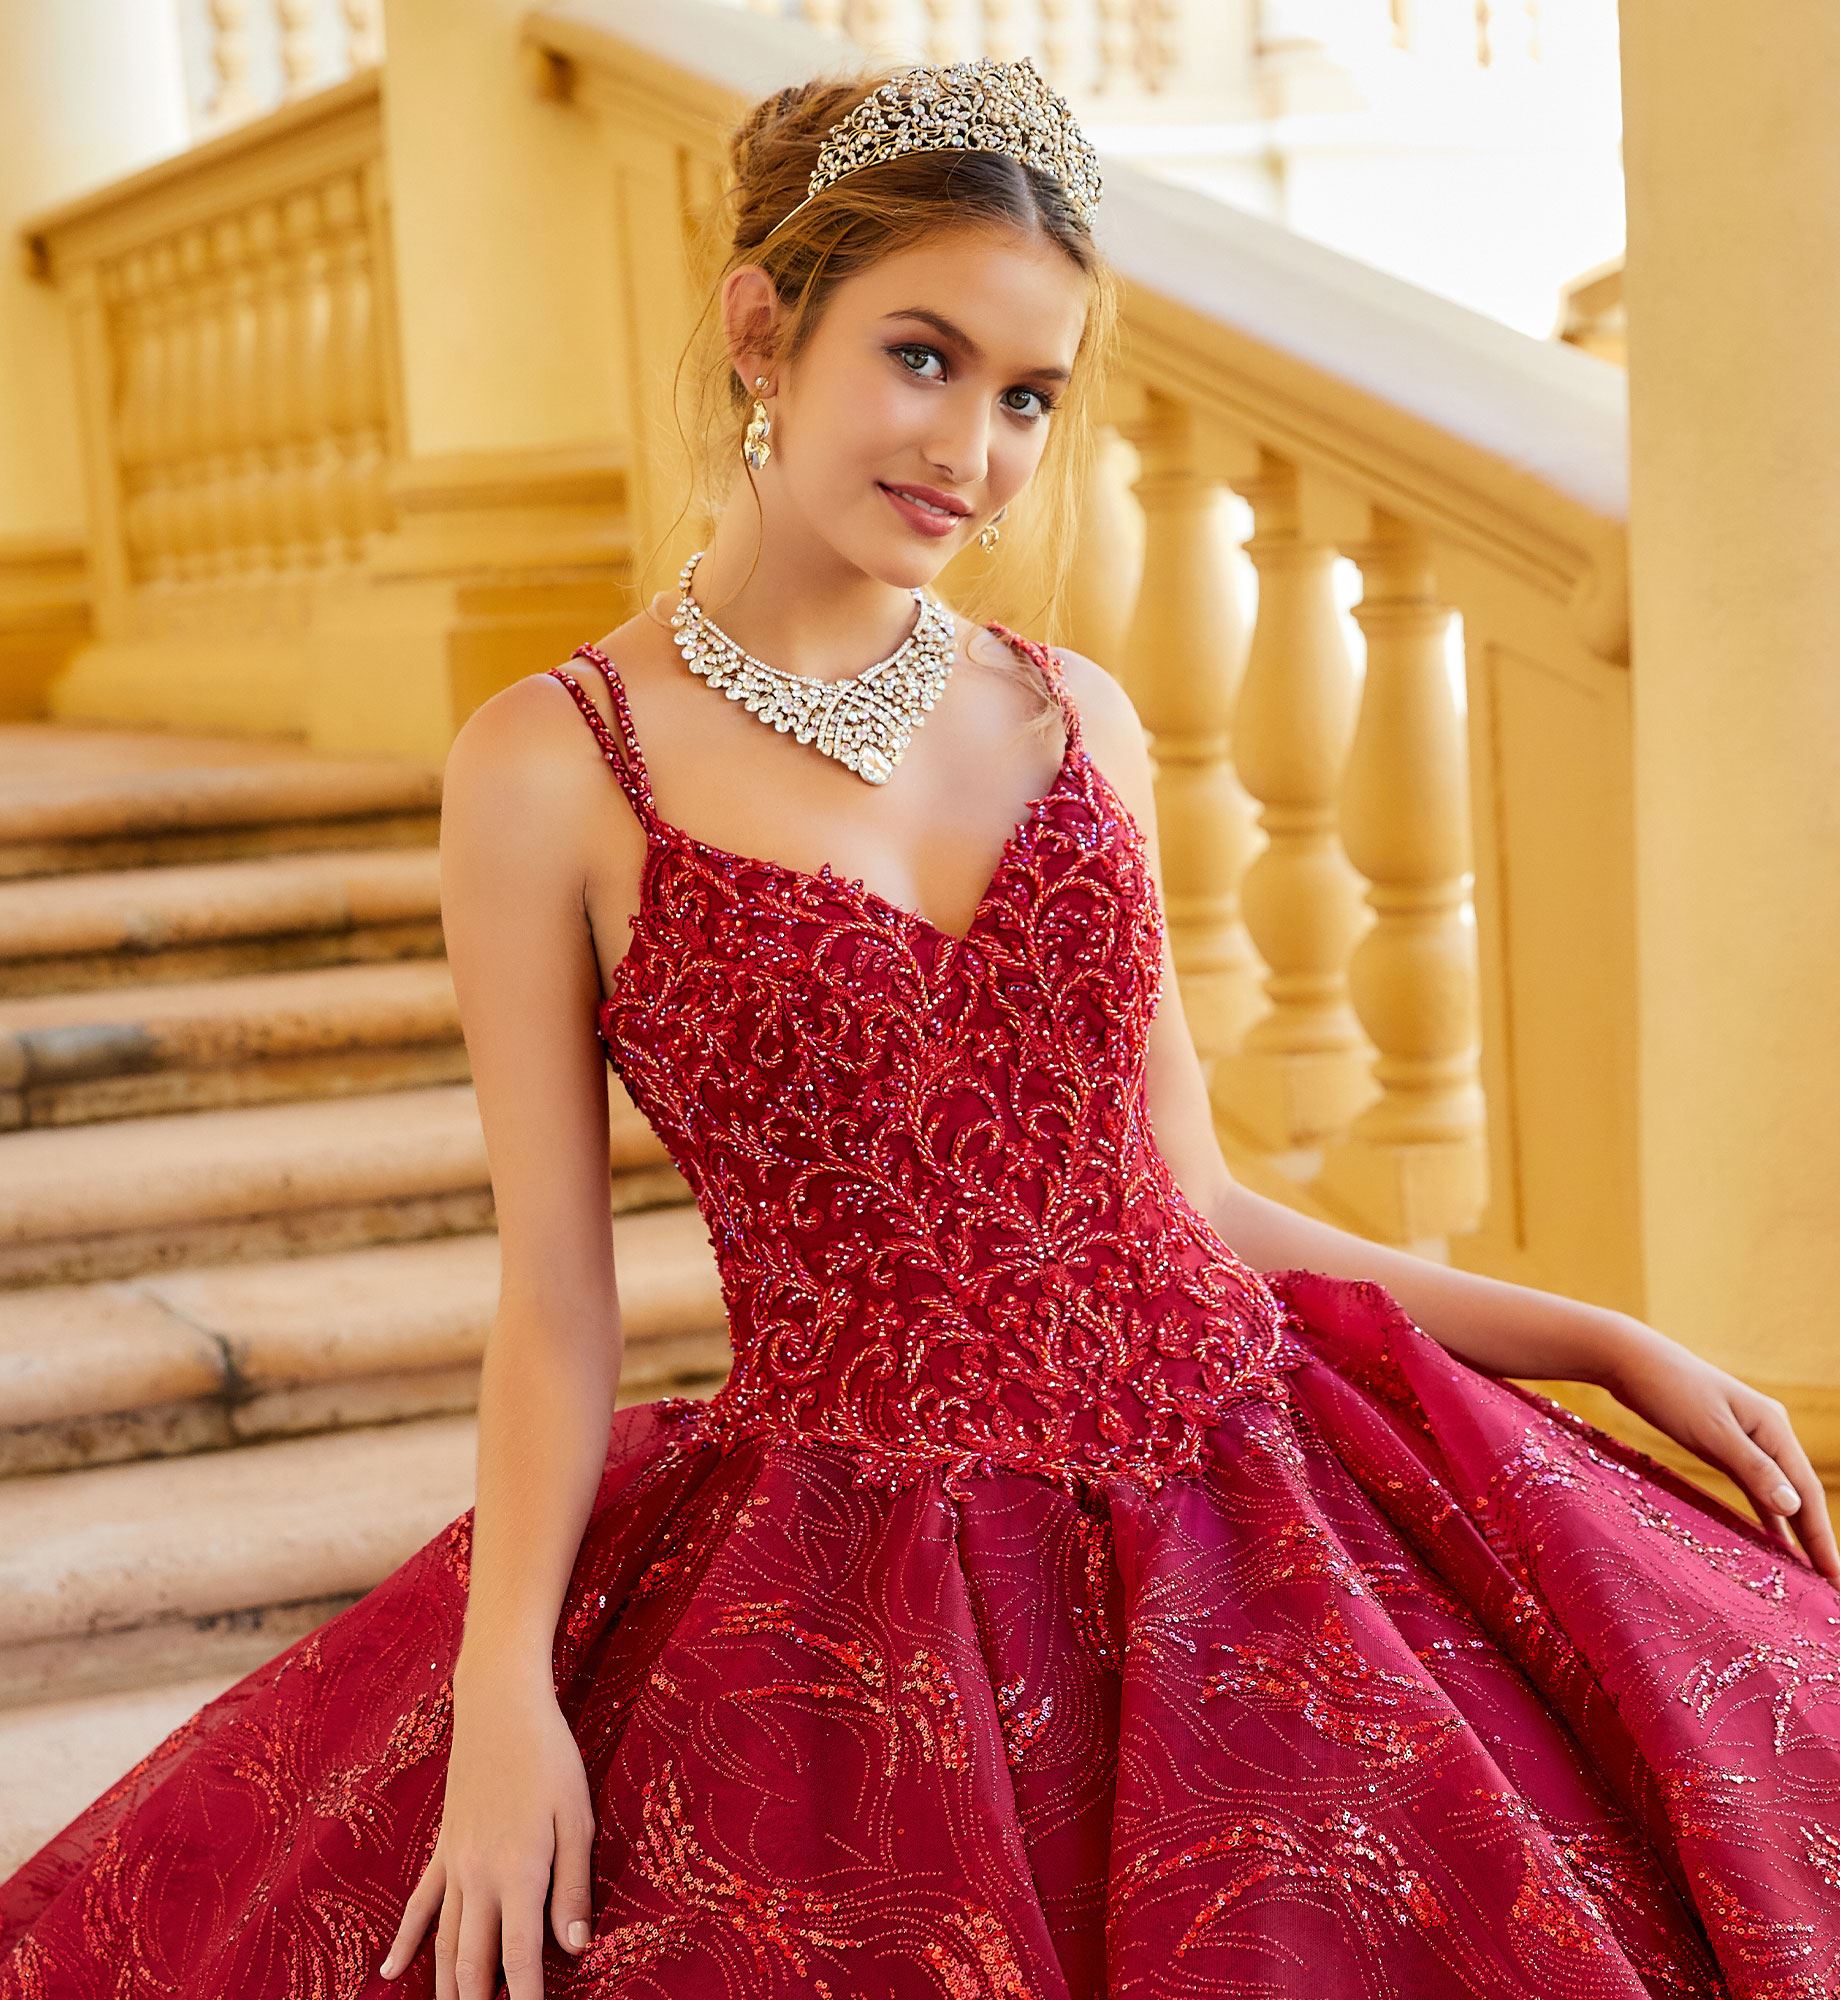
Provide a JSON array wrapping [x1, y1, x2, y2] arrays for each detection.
[[547, 629, 1314, 1501]]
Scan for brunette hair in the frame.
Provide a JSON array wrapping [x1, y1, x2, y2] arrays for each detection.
[[641, 61, 1123, 682]]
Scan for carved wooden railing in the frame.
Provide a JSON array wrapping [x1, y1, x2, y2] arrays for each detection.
[[523, 2, 1633, 1319]]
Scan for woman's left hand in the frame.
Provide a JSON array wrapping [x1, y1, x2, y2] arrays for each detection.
[[1601, 1327, 1840, 1583]]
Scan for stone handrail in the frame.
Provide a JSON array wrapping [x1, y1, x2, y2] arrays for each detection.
[[525, 0, 1635, 1314]]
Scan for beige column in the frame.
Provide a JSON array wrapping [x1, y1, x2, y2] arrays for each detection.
[[1619, 1, 1840, 1388], [311, 0, 636, 753], [379, 0, 622, 464]]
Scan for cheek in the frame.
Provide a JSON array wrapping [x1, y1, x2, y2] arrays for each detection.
[[809, 362, 930, 466]]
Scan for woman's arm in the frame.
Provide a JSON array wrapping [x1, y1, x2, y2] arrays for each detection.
[[1061, 647, 1840, 1576], [438, 680, 627, 1693], [382, 675, 632, 1990], [1061, 645, 1655, 1384]]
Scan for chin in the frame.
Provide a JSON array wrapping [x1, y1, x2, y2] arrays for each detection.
[[851, 541, 954, 595]]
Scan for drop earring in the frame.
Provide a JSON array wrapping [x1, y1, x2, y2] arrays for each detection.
[[742, 375, 773, 472], [978, 506, 1008, 553]]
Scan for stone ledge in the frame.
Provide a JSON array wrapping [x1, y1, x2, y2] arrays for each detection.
[[0, 1207, 726, 1474]]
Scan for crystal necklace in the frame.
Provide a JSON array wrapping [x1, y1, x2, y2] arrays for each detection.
[[670, 549, 956, 785]]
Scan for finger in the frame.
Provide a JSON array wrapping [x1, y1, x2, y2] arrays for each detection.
[[457, 1892, 501, 2000], [434, 1882, 462, 2000], [1750, 1408, 1840, 1581], [1721, 1417, 1805, 1535], [550, 1809, 595, 1959], [380, 1860, 445, 1983], [501, 1906, 548, 2000]]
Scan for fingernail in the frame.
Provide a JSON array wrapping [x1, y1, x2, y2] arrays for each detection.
[[378, 1956, 394, 1980], [1773, 1483, 1800, 1512], [568, 1920, 589, 1950]]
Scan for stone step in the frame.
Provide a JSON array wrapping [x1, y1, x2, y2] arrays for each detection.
[[0, 1080, 677, 1289], [0, 1356, 728, 1709], [0, 720, 441, 880], [0, 845, 446, 999], [0, 1414, 482, 1708], [0, 957, 466, 1129], [0, 1667, 245, 1876], [0, 1205, 727, 1477]]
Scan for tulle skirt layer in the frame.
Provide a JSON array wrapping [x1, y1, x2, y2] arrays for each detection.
[[4, 1267, 1839, 2000]]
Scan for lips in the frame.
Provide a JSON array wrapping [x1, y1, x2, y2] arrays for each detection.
[[878, 483, 965, 538], [879, 483, 964, 517]]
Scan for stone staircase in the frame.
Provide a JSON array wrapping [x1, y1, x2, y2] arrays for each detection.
[[0, 721, 730, 1873]]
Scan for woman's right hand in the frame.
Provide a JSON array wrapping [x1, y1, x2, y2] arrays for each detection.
[[379, 1658, 597, 1997]]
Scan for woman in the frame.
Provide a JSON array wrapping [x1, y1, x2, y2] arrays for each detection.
[[4, 53, 1839, 2000]]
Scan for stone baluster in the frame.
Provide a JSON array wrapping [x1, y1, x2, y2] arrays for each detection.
[[206, 0, 259, 125], [168, 230, 210, 584], [112, 254, 165, 589], [1313, 512, 1487, 1247], [1116, 390, 1265, 1069], [268, 191, 321, 571], [1037, 0, 1080, 91], [1478, 0, 1539, 64], [319, 174, 370, 561], [1138, 0, 1183, 93], [193, 221, 241, 580], [1211, 456, 1374, 1152], [843, 0, 903, 57], [1092, 0, 1136, 93], [247, 203, 290, 573], [214, 215, 264, 576], [341, 0, 384, 71], [986, 0, 1028, 64], [276, 0, 322, 100], [916, 0, 966, 65], [290, 194, 342, 568], [1063, 419, 1143, 681]]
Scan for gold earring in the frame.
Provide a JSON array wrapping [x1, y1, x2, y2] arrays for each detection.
[[978, 506, 1007, 554], [742, 374, 772, 472]]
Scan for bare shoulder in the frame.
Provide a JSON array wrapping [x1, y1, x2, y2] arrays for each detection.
[[449, 669, 591, 790], [439, 666, 618, 872], [965, 626, 1139, 730], [1050, 645, 1141, 740]]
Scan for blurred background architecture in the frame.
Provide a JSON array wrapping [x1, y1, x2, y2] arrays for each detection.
[[0, 0, 1832, 1870]]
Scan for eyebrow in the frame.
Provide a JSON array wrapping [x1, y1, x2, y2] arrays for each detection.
[[880, 307, 1072, 384]]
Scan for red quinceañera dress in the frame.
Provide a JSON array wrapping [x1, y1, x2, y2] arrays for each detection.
[[5, 627, 1840, 2000]]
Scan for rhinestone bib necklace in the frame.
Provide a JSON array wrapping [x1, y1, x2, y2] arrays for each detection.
[[671, 550, 956, 786]]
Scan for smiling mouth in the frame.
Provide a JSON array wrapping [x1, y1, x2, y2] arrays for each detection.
[[880, 484, 963, 519]]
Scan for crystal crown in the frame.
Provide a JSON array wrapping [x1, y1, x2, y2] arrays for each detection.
[[764, 55, 1103, 238]]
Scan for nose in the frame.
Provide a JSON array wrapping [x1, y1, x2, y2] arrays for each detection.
[[924, 392, 991, 491]]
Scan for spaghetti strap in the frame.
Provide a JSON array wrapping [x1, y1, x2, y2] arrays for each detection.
[[984, 623, 1083, 755], [548, 642, 666, 841]]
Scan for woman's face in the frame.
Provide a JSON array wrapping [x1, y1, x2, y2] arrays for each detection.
[[737, 226, 1089, 588]]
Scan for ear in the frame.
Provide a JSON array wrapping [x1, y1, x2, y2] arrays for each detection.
[[720, 264, 782, 389]]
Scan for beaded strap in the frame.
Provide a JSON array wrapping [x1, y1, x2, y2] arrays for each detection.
[[547, 644, 664, 840], [986, 623, 1083, 753]]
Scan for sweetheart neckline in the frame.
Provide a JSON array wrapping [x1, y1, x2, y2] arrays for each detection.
[[597, 736, 1090, 1019]]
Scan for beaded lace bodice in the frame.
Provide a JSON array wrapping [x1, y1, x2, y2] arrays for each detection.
[[549, 628, 1311, 1497]]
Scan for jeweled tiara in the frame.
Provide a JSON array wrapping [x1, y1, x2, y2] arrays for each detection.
[[758, 55, 1103, 240]]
